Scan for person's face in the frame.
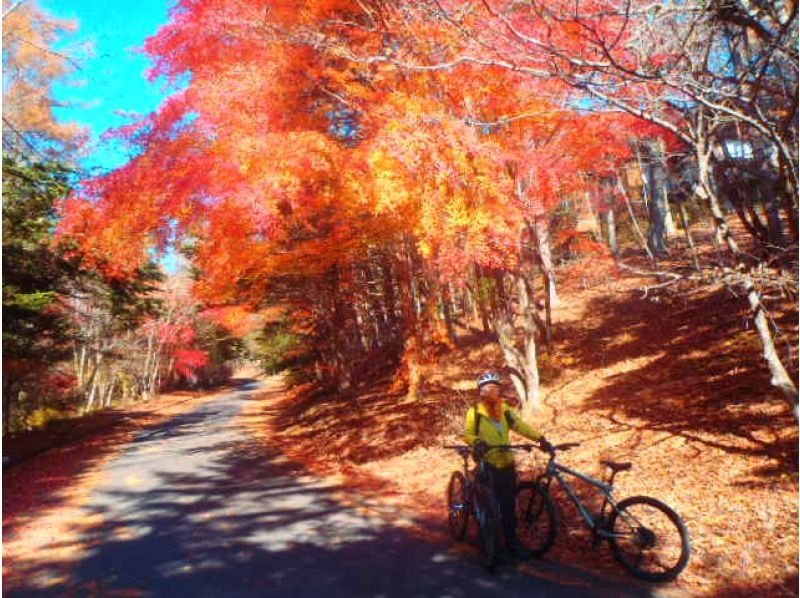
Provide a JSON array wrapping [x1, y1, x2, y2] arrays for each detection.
[[481, 383, 501, 403]]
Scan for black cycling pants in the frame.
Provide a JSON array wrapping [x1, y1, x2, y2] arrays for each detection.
[[487, 463, 517, 545]]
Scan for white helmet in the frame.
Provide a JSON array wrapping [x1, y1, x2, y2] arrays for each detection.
[[477, 371, 501, 389]]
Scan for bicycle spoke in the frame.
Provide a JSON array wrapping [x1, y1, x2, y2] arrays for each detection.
[[514, 484, 557, 556], [447, 472, 471, 541], [610, 497, 689, 581]]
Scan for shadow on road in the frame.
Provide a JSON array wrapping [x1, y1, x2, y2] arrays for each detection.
[[6, 382, 657, 598]]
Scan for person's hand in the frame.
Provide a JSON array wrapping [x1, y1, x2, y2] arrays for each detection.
[[538, 437, 554, 454], [473, 440, 489, 460]]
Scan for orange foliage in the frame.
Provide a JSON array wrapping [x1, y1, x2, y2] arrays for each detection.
[[56, 0, 663, 313]]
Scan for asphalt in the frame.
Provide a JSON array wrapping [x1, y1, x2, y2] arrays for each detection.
[[7, 379, 660, 597]]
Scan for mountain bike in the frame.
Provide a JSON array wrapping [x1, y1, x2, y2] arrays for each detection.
[[520, 441, 691, 582], [444, 444, 557, 572]]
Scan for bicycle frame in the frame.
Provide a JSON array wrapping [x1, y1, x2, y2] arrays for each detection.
[[447, 447, 503, 527], [537, 458, 625, 540]]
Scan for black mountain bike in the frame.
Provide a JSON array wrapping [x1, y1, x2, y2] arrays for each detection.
[[518, 441, 691, 582], [445, 444, 557, 572]]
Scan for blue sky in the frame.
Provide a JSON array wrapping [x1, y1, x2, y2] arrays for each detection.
[[42, 0, 182, 272], [42, 0, 174, 174]]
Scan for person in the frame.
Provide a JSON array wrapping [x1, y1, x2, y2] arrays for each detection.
[[464, 371, 551, 560]]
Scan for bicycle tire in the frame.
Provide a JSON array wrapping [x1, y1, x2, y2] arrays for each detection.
[[446, 470, 470, 541], [607, 495, 691, 582], [476, 487, 503, 573], [514, 481, 558, 557]]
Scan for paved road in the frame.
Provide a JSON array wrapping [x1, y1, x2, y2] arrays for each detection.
[[9, 379, 660, 597]]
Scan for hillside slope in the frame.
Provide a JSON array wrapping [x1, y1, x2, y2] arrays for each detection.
[[254, 269, 799, 597]]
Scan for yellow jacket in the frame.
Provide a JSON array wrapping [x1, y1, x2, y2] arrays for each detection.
[[464, 401, 543, 469]]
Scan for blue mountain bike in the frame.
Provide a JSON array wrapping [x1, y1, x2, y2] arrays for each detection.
[[525, 441, 691, 582]]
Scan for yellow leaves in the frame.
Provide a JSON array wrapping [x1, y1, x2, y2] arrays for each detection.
[[366, 147, 412, 215], [444, 194, 473, 229], [3, 0, 85, 154], [418, 239, 433, 258]]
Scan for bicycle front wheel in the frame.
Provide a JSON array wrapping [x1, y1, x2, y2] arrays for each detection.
[[608, 495, 691, 582], [515, 482, 558, 557], [476, 489, 503, 573], [446, 471, 470, 541]]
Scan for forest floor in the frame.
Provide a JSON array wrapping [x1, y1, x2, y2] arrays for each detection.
[[254, 258, 799, 597]]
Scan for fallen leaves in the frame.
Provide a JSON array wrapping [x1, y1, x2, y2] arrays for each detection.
[[244, 273, 798, 597]]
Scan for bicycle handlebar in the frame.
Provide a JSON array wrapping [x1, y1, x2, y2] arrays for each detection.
[[443, 445, 471, 458], [445, 441, 581, 458], [443, 443, 537, 456]]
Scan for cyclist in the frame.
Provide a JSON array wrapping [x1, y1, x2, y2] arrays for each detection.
[[465, 371, 551, 561]]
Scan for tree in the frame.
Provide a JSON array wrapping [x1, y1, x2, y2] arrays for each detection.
[[2, 155, 75, 431], [2, 0, 86, 158], [54, 0, 659, 413], [299, 0, 799, 411], [56, 0, 796, 415]]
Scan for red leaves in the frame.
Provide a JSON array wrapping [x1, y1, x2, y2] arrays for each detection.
[[173, 348, 210, 377], [156, 322, 195, 347], [55, 0, 674, 317]]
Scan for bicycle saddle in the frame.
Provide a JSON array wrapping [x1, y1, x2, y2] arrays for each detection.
[[601, 460, 632, 472]]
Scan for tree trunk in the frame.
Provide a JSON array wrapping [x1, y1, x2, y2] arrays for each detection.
[[491, 314, 530, 408], [441, 286, 457, 345], [533, 215, 558, 308], [778, 174, 799, 242], [605, 207, 619, 257], [380, 250, 400, 334], [734, 203, 767, 243], [352, 295, 371, 352], [489, 283, 541, 413], [489, 224, 544, 413], [473, 264, 492, 333], [515, 272, 541, 413], [617, 176, 654, 262], [645, 162, 671, 256], [395, 239, 423, 400], [744, 277, 798, 414], [653, 160, 677, 236], [677, 201, 701, 271], [330, 265, 355, 393], [103, 378, 117, 408], [762, 191, 785, 246]]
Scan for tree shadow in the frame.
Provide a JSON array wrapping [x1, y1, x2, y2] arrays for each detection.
[[556, 287, 798, 479], [268, 375, 449, 466], [703, 574, 798, 598], [4, 393, 651, 598]]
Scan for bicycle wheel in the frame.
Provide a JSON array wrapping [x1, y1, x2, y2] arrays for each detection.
[[476, 488, 503, 573], [607, 495, 691, 582], [446, 471, 470, 541], [515, 482, 558, 557]]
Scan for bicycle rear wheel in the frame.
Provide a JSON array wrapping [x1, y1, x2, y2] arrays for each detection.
[[514, 482, 558, 557], [446, 471, 470, 541], [608, 495, 691, 582]]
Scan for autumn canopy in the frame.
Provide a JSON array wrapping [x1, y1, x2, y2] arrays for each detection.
[[54, 0, 798, 411]]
